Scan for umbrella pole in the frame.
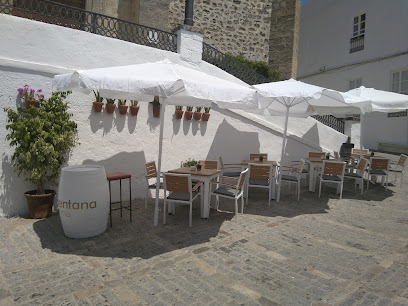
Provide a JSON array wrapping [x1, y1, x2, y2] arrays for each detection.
[[360, 113, 364, 159], [154, 98, 165, 227], [277, 106, 290, 203]]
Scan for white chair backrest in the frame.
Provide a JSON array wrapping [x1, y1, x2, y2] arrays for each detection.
[[357, 158, 369, 171], [308, 152, 325, 159], [163, 173, 192, 197], [322, 161, 346, 178], [145, 161, 157, 179], [370, 158, 390, 171], [398, 154, 407, 167], [334, 151, 340, 159], [218, 155, 224, 169], [248, 163, 274, 182], [199, 160, 218, 170], [237, 169, 249, 192]]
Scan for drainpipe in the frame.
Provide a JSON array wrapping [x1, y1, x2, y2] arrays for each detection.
[[184, 0, 194, 26]]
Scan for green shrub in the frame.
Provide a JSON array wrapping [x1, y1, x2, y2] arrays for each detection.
[[4, 91, 79, 194]]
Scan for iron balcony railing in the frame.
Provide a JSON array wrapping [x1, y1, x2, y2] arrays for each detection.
[[202, 43, 270, 86], [312, 115, 345, 134], [0, 0, 177, 52], [350, 35, 364, 53]]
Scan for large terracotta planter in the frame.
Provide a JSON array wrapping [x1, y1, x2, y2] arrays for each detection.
[[25, 99, 40, 109], [175, 110, 184, 119], [24, 190, 56, 219], [130, 106, 140, 116], [93, 101, 103, 112], [106, 103, 116, 114], [152, 104, 160, 118], [193, 112, 202, 120], [202, 113, 211, 121], [184, 111, 193, 120], [118, 105, 128, 115]]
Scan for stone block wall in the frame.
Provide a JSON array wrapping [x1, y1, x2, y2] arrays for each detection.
[[138, 0, 170, 31], [168, 0, 273, 62], [85, 0, 139, 23], [268, 0, 300, 79]]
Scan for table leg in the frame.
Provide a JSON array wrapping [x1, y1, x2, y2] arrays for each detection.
[[309, 163, 315, 192]]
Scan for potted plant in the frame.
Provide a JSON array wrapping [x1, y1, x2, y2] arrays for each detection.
[[92, 90, 104, 112], [175, 105, 184, 119], [151, 96, 160, 118], [129, 100, 140, 116], [118, 99, 128, 115], [4, 91, 79, 218], [17, 85, 44, 109], [185, 106, 194, 120], [193, 107, 202, 120], [106, 98, 116, 114], [202, 107, 211, 121], [182, 159, 198, 170]]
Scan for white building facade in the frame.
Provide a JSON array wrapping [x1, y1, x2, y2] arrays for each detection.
[[297, 0, 408, 151]]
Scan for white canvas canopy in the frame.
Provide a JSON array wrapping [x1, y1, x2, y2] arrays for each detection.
[[345, 86, 408, 156], [253, 79, 368, 202], [53, 60, 258, 226]]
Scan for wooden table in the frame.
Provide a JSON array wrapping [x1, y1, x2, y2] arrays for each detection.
[[168, 168, 220, 219]]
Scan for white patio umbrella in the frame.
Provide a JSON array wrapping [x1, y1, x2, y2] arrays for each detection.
[[345, 86, 408, 158], [53, 60, 258, 226], [253, 79, 369, 202]]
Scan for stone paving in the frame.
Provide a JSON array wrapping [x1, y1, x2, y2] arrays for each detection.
[[1, 153, 408, 305]]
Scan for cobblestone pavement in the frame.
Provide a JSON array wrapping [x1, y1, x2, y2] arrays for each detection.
[[1, 153, 407, 305]]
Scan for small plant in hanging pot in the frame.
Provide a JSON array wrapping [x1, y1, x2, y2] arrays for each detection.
[[118, 99, 128, 115], [17, 85, 44, 109], [106, 98, 116, 114], [92, 90, 104, 112], [151, 96, 160, 118], [193, 107, 202, 120], [129, 100, 140, 116], [175, 105, 184, 119], [185, 106, 194, 120], [202, 107, 211, 121]]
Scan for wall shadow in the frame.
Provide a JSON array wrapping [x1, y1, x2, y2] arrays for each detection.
[[128, 113, 138, 134], [206, 118, 261, 162]]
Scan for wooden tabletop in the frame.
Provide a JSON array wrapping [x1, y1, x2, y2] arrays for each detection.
[[168, 168, 220, 176], [241, 160, 278, 166], [306, 157, 344, 163]]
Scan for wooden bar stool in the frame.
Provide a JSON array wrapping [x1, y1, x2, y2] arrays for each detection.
[[106, 172, 132, 226]]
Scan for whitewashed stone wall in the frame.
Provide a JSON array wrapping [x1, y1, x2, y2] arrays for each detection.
[[0, 14, 346, 217]]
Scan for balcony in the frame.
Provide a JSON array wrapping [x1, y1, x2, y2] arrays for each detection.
[[350, 34, 364, 53]]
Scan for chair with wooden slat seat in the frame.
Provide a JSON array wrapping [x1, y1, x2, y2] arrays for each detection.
[[145, 161, 163, 209], [389, 154, 407, 187], [218, 155, 242, 178], [318, 161, 346, 199], [366, 157, 390, 190], [249, 153, 268, 161], [352, 148, 370, 156], [199, 160, 218, 170], [246, 163, 275, 207], [344, 158, 368, 195], [210, 169, 248, 221], [162, 173, 202, 227], [277, 159, 305, 202]]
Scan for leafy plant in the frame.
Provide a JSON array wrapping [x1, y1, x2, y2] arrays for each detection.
[[130, 100, 138, 106], [227, 53, 281, 81], [176, 105, 183, 111], [93, 90, 103, 103], [182, 159, 198, 167], [204, 107, 211, 113], [4, 91, 79, 195], [106, 98, 115, 104], [152, 96, 160, 106], [18, 85, 44, 101], [195, 107, 202, 112], [186, 106, 194, 112], [118, 99, 127, 106]]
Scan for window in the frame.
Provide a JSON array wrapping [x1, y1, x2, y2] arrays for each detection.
[[388, 70, 408, 117], [350, 13, 365, 53], [349, 78, 362, 90]]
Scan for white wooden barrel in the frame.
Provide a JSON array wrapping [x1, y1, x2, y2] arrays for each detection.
[[58, 165, 109, 238]]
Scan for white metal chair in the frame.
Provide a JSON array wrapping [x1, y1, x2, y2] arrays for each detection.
[[245, 163, 275, 207], [144, 161, 163, 209], [352, 148, 369, 156], [318, 161, 346, 199], [344, 158, 368, 195], [277, 159, 305, 202], [162, 173, 202, 227], [210, 169, 248, 221], [366, 157, 390, 190], [199, 160, 218, 170], [389, 154, 407, 187], [218, 155, 242, 177], [285, 153, 309, 186]]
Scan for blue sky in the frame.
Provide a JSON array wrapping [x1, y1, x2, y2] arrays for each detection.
[[301, 0, 313, 6]]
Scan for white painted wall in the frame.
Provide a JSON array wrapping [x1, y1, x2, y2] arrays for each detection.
[[0, 14, 346, 217], [298, 0, 408, 150]]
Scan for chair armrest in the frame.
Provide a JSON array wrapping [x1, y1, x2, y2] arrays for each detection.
[[220, 176, 238, 180], [222, 166, 242, 169], [192, 181, 203, 191], [211, 181, 237, 188], [224, 163, 242, 166]]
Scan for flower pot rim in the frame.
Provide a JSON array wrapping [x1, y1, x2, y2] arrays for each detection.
[[24, 190, 56, 197]]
